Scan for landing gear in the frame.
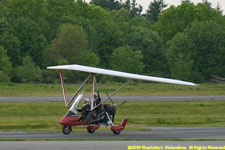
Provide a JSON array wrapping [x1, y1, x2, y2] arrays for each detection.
[[111, 119, 128, 135], [87, 128, 96, 134], [62, 125, 72, 134], [86, 124, 100, 134], [112, 130, 121, 135]]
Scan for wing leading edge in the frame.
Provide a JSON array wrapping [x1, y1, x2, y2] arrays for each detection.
[[47, 64, 197, 86]]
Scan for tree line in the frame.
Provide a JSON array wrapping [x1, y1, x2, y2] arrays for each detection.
[[0, 0, 224, 83]]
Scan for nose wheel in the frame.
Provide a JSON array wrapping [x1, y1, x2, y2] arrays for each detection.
[[62, 125, 72, 134]]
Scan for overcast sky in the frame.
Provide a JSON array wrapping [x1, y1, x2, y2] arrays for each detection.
[[85, 0, 225, 14], [138, 0, 225, 13]]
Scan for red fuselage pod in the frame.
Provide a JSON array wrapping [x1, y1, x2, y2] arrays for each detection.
[[111, 119, 128, 131], [60, 116, 87, 126]]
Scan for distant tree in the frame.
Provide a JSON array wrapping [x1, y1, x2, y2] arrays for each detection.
[[7, 0, 51, 42], [92, 20, 122, 67], [129, 16, 152, 30], [181, 0, 191, 3], [123, 0, 143, 18], [167, 21, 225, 82], [40, 69, 58, 84], [13, 56, 41, 83], [154, 2, 225, 42], [0, 46, 12, 82], [110, 45, 144, 74], [90, 0, 122, 10], [50, 24, 99, 67], [110, 9, 151, 37], [186, 21, 225, 81], [0, 17, 22, 66], [202, 0, 212, 9], [7, 0, 47, 21], [166, 33, 195, 81], [0, 32, 21, 66], [146, 0, 167, 22], [56, 5, 123, 68], [126, 27, 168, 76], [130, 0, 143, 17], [0, 17, 11, 33], [56, 15, 100, 58], [0, 0, 8, 16], [83, 5, 123, 67], [216, 2, 223, 14], [123, 0, 131, 10], [12, 17, 48, 68], [110, 8, 130, 23]]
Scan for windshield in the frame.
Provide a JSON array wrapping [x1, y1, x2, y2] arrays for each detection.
[[65, 94, 83, 117]]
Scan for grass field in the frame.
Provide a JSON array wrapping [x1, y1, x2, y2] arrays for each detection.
[[0, 82, 224, 132], [1, 101, 225, 132], [0, 82, 225, 96]]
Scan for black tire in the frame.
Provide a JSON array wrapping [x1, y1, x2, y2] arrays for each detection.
[[87, 128, 95, 134], [112, 130, 121, 135], [62, 126, 72, 135]]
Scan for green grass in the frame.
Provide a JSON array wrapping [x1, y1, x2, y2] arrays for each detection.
[[1, 101, 225, 132], [117, 101, 225, 127], [0, 82, 225, 96]]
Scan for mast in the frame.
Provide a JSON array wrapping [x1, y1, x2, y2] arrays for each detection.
[[91, 74, 95, 110]]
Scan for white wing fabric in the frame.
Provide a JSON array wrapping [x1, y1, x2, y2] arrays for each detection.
[[47, 64, 197, 86]]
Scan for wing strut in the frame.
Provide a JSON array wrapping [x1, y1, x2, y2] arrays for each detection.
[[66, 74, 91, 107], [92, 81, 129, 110], [60, 70, 91, 107], [60, 70, 68, 106], [91, 74, 95, 110]]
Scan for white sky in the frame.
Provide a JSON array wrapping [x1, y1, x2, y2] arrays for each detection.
[[139, 0, 225, 14], [85, 0, 225, 14]]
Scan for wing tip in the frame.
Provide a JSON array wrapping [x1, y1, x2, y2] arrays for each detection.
[[47, 65, 70, 70]]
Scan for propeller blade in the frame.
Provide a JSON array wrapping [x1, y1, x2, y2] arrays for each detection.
[[106, 92, 114, 105], [115, 101, 127, 107], [97, 90, 100, 99]]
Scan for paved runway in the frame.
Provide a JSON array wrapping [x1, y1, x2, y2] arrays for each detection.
[[0, 95, 225, 102], [1, 127, 225, 150], [1, 127, 225, 140]]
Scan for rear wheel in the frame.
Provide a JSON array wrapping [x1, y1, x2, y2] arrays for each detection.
[[112, 130, 121, 135], [87, 128, 95, 134], [62, 126, 72, 135]]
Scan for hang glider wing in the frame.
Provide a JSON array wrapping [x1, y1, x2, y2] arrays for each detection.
[[47, 64, 197, 86]]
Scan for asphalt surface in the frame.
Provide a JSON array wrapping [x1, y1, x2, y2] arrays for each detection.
[[1, 141, 225, 150], [1, 127, 225, 140], [0, 95, 225, 102]]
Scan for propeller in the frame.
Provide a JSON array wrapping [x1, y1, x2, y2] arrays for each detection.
[[97, 90, 101, 100], [116, 100, 127, 107], [106, 92, 114, 105], [106, 92, 127, 107]]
